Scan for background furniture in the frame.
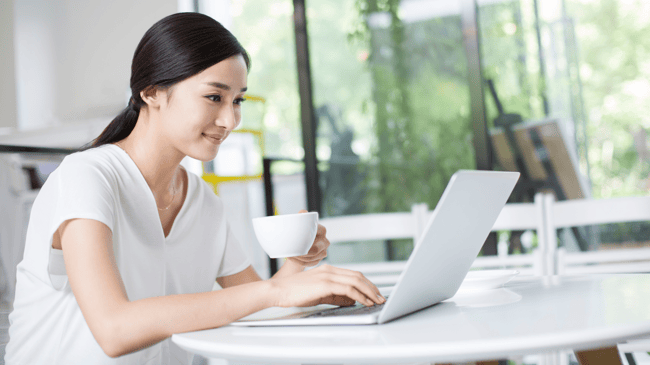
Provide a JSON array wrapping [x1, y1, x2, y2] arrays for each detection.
[[319, 203, 429, 287], [544, 194, 650, 365], [549, 195, 650, 275], [320, 192, 548, 288]]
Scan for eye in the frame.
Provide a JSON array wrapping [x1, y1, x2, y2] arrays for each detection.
[[206, 94, 222, 102], [234, 97, 246, 106]]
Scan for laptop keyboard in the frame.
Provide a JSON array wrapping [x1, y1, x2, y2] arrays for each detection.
[[304, 303, 385, 318]]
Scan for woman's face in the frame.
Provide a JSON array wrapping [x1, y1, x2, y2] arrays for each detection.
[[154, 54, 248, 162]]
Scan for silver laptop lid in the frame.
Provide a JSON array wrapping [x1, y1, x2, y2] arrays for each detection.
[[377, 170, 519, 324]]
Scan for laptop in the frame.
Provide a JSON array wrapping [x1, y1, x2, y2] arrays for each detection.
[[233, 170, 520, 326]]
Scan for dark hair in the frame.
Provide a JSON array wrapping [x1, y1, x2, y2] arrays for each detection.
[[88, 12, 250, 148]]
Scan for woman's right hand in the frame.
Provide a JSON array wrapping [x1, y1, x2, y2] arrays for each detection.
[[269, 264, 386, 308]]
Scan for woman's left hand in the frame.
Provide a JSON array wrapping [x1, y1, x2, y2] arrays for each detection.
[[287, 210, 329, 267]]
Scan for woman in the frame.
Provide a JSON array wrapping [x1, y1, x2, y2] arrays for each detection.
[[4, 12, 384, 364]]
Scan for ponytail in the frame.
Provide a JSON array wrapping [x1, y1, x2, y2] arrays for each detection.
[[85, 98, 140, 149]]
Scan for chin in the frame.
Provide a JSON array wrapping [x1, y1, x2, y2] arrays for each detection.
[[187, 146, 220, 163], [195, 147, 219, 162]]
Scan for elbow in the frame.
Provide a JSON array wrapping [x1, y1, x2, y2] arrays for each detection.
[[94, 315, 164, 358], [102, 345, 123, 359], [94, 319, 130, 358]]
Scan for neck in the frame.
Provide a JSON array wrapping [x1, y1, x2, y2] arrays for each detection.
[[115, 110, 185, 197]]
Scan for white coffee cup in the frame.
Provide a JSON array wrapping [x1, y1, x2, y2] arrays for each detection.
[[252, 212, 319, 258]]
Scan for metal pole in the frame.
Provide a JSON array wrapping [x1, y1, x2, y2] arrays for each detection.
[[460, 0, 492, 172], [292, 0, 321, 214], [460, 0, 497, 256], [262, 158, 279, 276], [533, 0, 550, 116]]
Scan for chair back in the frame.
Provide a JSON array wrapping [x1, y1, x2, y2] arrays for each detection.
[[547, 196, 650, 275], [321, 193, 549, 287], [471, 192, 547, 276], [319, 203, 427, 286]]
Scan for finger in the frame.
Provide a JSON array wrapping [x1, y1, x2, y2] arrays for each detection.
[[299, 209, 308, 214], [316, 224, 326, 237], [291, 254, 325, 267], [331, 267, 384, 301], [295, 253, 327, 267], [325, 272, 383, 305], [329, 282, 374, 306], [296, 239, 328, 262], [324, 266, 383, 298], [306, 238, 327, 256], [298, 225, 328, 258], [352, 272, 384, 301], [320, 294, 355, 307], [307, 243, 328, 260]]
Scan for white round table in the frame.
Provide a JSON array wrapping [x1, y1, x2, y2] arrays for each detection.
[[172, 274, 650, 364]]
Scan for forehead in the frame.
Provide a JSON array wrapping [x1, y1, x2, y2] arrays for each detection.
[[192, 55, 248, 88]]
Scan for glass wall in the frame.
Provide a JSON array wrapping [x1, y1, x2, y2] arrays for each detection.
[[230, 0, 650, 258], [566, 0, 650, 200], [308, 0, 476, 262], [477, 0, 650, 251], [564, 0, 650, 250], [231, 0, 303, 162]]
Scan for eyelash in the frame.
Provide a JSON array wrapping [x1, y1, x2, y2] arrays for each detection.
[[206, 95, 246, 105]]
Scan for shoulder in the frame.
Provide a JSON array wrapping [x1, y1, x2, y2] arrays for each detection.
[[60, 145, 118, 170], [54, 145, 123, 188]]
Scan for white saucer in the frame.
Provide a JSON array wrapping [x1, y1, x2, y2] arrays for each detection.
[[459, 269, 520, 291]]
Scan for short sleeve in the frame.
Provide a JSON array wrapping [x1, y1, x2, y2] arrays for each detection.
[[217, 222, 251, 277], [52, 155, 115, 233]]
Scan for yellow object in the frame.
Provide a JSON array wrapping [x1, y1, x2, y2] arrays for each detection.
[[202, 173, 263, 195], [244, 94, 266, 103]]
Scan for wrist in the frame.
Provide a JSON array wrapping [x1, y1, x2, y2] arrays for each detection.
[[272, 258, 305, 280], [260, 279, 281, 308], [282, 258, 306, 276], [285, 257, 307, 270]]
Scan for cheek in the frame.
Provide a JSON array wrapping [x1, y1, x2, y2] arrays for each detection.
[[168, 102, 213, 136], [235, 108, 243, 127]]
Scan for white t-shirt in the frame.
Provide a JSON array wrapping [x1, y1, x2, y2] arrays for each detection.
[[5, 144, 251, 365]]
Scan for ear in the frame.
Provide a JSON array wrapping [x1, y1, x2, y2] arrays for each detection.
[[140, 86, 164, 109]]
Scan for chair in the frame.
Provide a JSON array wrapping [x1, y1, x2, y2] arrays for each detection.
[[470, 192, 547, 276], [545, 195, 650, 365], [319, 203, 428, 286], [320, 192, 548, 288], [547, 195, 650, 275]]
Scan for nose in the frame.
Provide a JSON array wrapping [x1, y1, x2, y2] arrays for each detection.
[[216, 103, 240, 131]]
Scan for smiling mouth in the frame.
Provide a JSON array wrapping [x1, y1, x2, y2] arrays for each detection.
[[203, 133, 226, 144]]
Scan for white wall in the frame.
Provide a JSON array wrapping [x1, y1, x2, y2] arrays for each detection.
[[13, 0, 177, 132], [0, 0, 18, 131], [13, 0, 60, 131]]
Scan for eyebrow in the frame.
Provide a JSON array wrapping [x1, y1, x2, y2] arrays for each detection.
[[205, 82, 247, 92]]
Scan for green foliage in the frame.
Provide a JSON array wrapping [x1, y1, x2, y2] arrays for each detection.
[[566, 0, 650, 198], [479, 0, 546, 123], [231, 0, 303, 161], [353, 0, 476, 217]]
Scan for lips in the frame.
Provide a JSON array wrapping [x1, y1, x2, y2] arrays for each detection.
[[203, 132, 227, 144]]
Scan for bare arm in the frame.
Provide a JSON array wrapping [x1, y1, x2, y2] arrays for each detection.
[[60, 218, 384, 358], [60, 218, 275, 357]]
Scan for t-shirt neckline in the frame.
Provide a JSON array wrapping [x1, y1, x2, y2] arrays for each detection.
[[105, 143, 191, 240]]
